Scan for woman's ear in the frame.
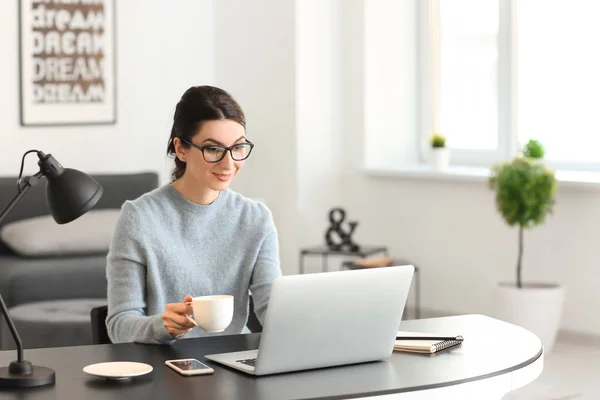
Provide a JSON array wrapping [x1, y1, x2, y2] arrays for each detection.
[[173, 137, 187, 162]]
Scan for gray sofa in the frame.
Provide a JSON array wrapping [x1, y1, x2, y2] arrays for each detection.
[[0, 172, 159, 349]]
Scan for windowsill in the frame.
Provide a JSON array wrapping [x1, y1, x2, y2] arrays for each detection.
[[365, 165, 600, 190]]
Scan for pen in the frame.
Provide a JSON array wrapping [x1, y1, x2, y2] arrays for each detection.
[[396, 335, 464, 341]]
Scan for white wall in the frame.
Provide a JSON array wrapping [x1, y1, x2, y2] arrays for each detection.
[[295, 0, 344, 249], [214, 0, 299, 276], [364, 0, 419, 169], [0, 0, 215, 183]]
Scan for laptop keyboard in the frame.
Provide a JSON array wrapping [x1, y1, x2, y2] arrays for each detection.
[[236, 358, 257, 367]]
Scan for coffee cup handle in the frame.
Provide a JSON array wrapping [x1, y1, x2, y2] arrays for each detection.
[[183, 302, 199, 327], [185, 314, 199, 327]]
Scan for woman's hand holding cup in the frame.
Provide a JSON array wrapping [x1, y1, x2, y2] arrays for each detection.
[[162, 294, 196, 338]]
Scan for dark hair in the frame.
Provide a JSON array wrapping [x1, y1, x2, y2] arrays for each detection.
[[167, 85, 246, 181]]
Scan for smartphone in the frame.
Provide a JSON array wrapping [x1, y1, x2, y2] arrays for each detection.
[[165, 358, 214, 376]]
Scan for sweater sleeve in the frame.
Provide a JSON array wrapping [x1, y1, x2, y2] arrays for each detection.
[[105, 201, 174, 344], [249, 206, 282, 325]]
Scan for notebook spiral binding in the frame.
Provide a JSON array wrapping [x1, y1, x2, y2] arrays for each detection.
[[433, 337, 464, 353]]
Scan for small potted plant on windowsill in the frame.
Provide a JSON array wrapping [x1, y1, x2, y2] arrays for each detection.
[[488, 139, 564, 353], [429, 133, 450, 170]]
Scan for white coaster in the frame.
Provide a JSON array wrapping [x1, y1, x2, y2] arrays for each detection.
[[83, 361, 153, 380]]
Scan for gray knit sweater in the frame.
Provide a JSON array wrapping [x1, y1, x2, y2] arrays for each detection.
[[105, 184, 281, 344]]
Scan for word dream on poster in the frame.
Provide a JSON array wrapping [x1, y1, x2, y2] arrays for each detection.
[[29, 0, 107, 104]]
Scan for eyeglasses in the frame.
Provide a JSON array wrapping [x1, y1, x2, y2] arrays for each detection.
[[180, 138, 254, 163]]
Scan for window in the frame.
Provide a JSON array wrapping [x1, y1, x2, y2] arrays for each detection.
[[439, 0, 499, 151], [424, 0, 600, 170], [517, 0, 600, 168]]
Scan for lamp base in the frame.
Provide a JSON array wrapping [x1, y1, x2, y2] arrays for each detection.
[[0, 361, 55, 388]]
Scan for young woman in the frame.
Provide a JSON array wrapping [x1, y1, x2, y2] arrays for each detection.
[[106, 85, 281, 344]]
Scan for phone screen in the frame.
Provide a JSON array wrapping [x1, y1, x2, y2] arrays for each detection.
[[170, 359, 211, 371]]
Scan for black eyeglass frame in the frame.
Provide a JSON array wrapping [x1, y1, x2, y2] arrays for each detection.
[[180, 138, 255, 163]]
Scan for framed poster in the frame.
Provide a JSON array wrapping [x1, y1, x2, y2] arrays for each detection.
[[19, 0, 116, 126]]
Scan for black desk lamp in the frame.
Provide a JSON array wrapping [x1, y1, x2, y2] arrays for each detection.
[[0, 150, 103, 388]]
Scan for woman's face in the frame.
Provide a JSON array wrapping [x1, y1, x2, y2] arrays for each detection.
[[175, 119, 248, 191]]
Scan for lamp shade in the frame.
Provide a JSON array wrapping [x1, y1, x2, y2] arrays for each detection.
[[37, 152, 103, 224]]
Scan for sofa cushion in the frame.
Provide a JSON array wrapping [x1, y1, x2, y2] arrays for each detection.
[[0, 298, 107, 350], [0, 254, 109, 307], [0, 209, 121, 257]]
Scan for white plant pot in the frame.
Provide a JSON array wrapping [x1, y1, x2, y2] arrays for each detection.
[[493, 283, 566, 354], [431, 148, 450, 171]]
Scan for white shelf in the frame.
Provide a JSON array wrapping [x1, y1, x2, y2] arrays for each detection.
[[365, 165, 600, 190]]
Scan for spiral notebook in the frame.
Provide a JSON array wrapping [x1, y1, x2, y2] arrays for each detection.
[[394, 331, 464, 354]]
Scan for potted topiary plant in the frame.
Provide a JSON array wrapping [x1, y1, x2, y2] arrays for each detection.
[[429, 133, 450, 170], [488, 139, 564, 353]]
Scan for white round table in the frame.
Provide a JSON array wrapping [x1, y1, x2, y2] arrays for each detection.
[[355, 314, 543, 399]]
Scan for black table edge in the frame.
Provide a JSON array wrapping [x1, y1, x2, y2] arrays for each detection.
[[307, 347, 544, 400]]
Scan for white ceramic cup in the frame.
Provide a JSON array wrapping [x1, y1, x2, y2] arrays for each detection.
[[190, 295, 234, 332]]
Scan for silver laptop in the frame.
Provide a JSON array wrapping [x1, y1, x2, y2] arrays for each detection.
[[204, 265, 414, 376]]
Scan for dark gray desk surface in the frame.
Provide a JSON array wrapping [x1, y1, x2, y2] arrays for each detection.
[[0, 314, 542, 400]]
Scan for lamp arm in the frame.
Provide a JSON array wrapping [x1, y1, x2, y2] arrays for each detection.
[[0, 173, 43, 224], [0, 172, 43, 363]]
